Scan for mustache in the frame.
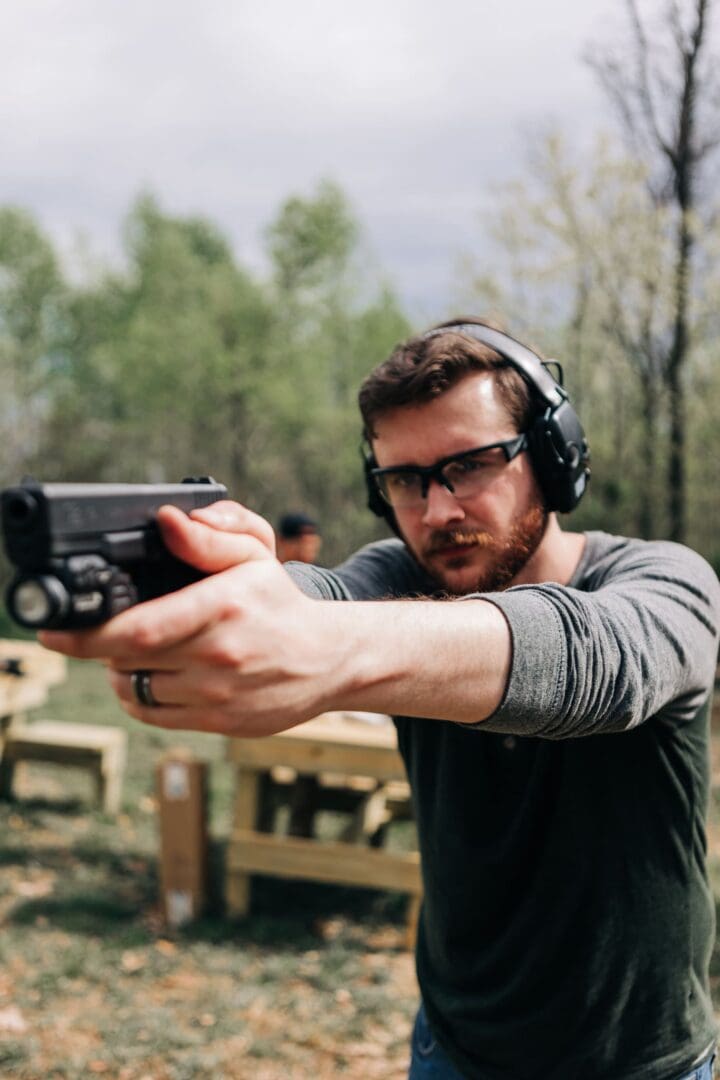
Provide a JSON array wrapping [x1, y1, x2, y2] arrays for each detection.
[[425, 528, 497, 555]]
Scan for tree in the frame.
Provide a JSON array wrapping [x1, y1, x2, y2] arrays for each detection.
[[261, 181, 409, 560], [266, 179, 359, 298], [0, 207, 65, 483], [587, 0, 720, 540], [459, 127, 720, 547], [46, 195, 274, 494], [459, 1, 720, 549]]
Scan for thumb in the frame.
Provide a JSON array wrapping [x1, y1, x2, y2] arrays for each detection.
[[157, 504, 275, 574], [190, 500, 276, 554]]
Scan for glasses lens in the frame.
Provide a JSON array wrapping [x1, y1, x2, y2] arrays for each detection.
[[442, 447, 508, 497], [376, 470, 424, 507]]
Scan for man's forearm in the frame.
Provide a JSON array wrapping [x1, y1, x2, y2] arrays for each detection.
[[37, 510, 513, 738], [319, 597, 512, 725]]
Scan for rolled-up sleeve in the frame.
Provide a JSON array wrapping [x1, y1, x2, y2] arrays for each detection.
[[477, 539, 720, 738]]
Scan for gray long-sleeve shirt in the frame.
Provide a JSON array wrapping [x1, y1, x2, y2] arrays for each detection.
[[287, 531, 720, 1079]]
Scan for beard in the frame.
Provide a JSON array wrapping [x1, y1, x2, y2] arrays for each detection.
[[416, 504, 549, 595]]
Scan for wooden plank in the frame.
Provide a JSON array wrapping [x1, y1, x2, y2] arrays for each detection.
[[227, 738, 406, 782], [226, 767, 262, 915], [0, 639, 67, 686], [227, 712, 397, 754], [6, 721, 126, 750], [4, 743, 103, 767], [232, 766, 262, 830], [226, 829, 422, 894], [278, 712, 397, 749]]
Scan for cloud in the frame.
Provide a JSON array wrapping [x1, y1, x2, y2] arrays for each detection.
[[2, 0, 619, 313]]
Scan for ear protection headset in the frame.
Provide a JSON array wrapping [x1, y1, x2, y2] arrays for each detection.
[[363, 320, 590, 527]]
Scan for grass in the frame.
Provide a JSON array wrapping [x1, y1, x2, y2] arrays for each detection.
[[0, 660, 417, 1080]]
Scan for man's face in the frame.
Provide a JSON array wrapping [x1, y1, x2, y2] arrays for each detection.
[[370, 372, 548, 595]]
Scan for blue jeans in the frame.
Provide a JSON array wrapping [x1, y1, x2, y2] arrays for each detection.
[[679, 1052, 716, 1080], [407, 1005, 466, 1079], [407, 1005, 716, 1079]]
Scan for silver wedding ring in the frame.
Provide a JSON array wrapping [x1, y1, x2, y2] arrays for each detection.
[[131, 669, 159, 708]]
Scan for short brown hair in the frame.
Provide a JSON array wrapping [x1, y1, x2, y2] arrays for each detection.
[[359, 317, 534, 440]]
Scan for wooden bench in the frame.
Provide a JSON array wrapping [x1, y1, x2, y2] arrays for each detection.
[[0, 720, 127, 814], [225, 713, 422, 946]]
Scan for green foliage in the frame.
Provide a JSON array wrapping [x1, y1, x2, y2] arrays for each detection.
[[266, 179, 358, 295], [36, 194, 276, 495], [0, 207, 66, 484], [0, 207, 61, 345], [0, 184, 408, 573]]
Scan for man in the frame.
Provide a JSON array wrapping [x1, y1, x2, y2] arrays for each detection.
[[275, 511, 322, 565], [41, 319, 720, 1079]]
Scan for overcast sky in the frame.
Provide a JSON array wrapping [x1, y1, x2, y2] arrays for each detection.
[[1, 0, 673, 319]]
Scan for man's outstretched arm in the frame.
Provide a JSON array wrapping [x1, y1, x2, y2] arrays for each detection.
[[38, 501, 512, 735], [39, 502, 720, 739]]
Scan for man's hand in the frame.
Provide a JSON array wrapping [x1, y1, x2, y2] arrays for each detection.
[[39, 499, 512, 732], [38, 501, 350, 736]]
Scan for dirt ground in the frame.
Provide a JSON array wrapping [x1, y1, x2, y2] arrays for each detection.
[[0, 770, 419, 1080]]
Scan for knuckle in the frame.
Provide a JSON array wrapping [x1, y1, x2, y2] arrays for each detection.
[[205, 638, 243, 668], [129, 621, 164, 651], [203, 681, 234, 706], [219, 591, 247, 623]]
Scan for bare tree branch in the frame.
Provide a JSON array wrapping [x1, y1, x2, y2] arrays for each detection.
[[585, 0, 719, 540], [668, 0, 689, 52], [626, 0, 677, 161]]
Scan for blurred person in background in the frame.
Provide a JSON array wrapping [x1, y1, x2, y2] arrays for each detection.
[[275, 511, 322, 565]]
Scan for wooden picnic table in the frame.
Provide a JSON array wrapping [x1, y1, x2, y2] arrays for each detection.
[[225, 712, 422, 944], [0, 640, 126, 814]]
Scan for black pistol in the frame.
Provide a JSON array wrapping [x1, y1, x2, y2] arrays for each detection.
[[1, 478, 228, 630]]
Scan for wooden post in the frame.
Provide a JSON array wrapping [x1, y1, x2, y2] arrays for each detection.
[[225, 766, 262, 918], [157, 753, 209, 927]]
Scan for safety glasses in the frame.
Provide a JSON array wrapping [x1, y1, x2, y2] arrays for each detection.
[[371, 434, 528, 509]]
